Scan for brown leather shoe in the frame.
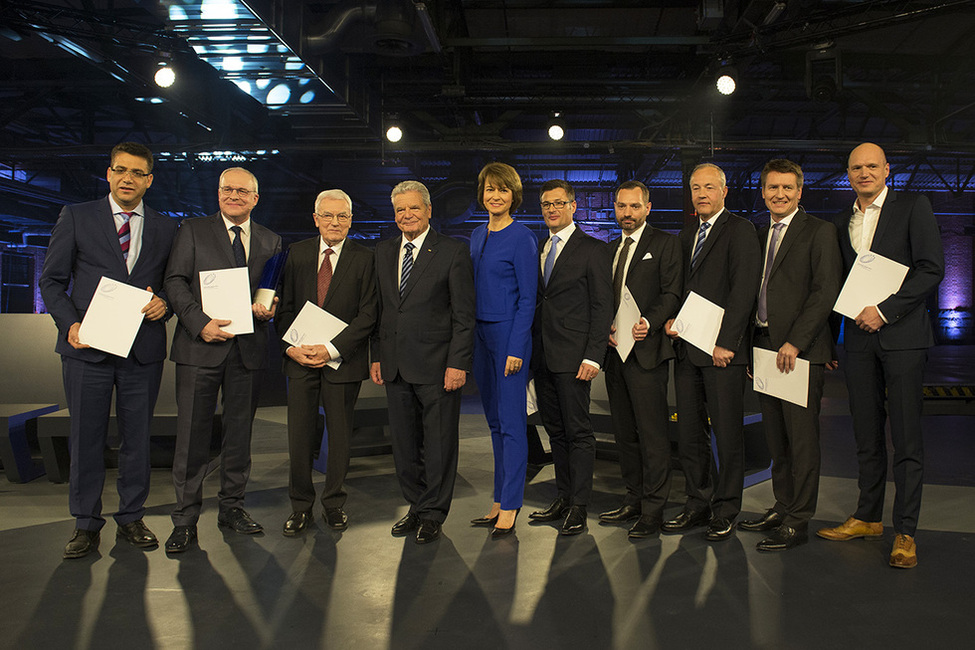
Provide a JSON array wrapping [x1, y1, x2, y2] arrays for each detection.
[[816, 516, 883, 541], [889, 533, 917, 569]]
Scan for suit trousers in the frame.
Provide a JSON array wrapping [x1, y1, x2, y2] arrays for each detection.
[[605, 353, 671, 519], [473, 320, 529, 509], [385, 375, 462, 523], [674, 358, 746, 520], [62, 355, 162, 531], [754, 332, 825, 528], [534, 363, 595, 507], [287, 370, 361, 511], [171, 342, 260, 526], [845, 339, 926, 536]]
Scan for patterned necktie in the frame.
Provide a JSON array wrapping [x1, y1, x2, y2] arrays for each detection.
[[230, 225, 247, 267], [400, 242, 414, 298], [613, 236, 633, 311], [543, 234, 560, 286], [317, 248, 334, 307], [118, 212, 133, 262], [757, 222, 785, 323], [690, 221, 711, 269]]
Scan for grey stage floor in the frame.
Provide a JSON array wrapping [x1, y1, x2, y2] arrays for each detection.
[[2, 351, 974, 650]]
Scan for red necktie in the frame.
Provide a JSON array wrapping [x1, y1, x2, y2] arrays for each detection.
[[317, 249, 334, 306], [119, 212, 133, 261]]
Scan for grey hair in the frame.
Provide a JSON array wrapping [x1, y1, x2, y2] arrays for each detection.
[[391, 180, 431, 207], [315, 189, 353, 214], [690, 163, 727, 188], [219, 167, 259, 193]]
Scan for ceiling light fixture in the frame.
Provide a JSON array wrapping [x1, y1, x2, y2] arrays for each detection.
[[386, 124, 403, 143], [154, 64, 176, 88], [548, 112, 566, 141], [715, 65, 737, 95]]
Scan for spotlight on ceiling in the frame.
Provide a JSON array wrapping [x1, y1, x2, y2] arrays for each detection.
[[548, 112, 566, 141], [715, 66, 737, 95], [154, 64, 176, 88], [386, 124, 403, 143]]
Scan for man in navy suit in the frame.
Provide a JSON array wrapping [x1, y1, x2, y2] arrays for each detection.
[[162, 167, 283, 553], [370, 180, 475, 544], [276, 189, 377, 535], [529, 179, 613, 536], [600, 180, 683, 538], [817, 143, 944, 569], [40, 142, 178, 559]]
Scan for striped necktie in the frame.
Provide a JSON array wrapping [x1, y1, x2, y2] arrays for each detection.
[[118, 212, 133, 261], [690, 221, 710, 269], [400, 242, 414, 297], [317, 249, 334, 306]]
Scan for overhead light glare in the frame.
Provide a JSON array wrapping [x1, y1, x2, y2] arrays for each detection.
[[386, 125, 403, 143], [716, 73, 736, 95], [154, 65, 176, 88], [548, 112, 566, 141]]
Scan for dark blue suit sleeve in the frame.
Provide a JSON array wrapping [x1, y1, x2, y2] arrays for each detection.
[[506, 230, 538, 360]]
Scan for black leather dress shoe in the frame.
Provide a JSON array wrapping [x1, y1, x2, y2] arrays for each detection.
[[283, 511, 311, 537], [391, 512, 420, 536], [470, 514, 499, 527], [756, 524, 808, 552], [415, 519, 442, 544], [63, 529, 100, 559], [323, 507, 348, 531], [628, 516, 662, 539], [599, 504, 641, 524], [116, 519, 158, 548], [739, 509, 784, 532], [165, 526, 197, 554], [217, 507, 263, 535], [560, 506, 588, 536], [704, 517, 735, 541], [530, 497, 568, 522], [661, 509, 711, 533]]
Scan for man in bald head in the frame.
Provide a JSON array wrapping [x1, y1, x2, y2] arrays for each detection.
[[817, 143, 944, 569]]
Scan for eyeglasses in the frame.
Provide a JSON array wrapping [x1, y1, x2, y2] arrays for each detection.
[[110, 166, 150, 179], [219, 186, 255, 197], [315, 212, 352, 224], [540, 200, 572, 209]]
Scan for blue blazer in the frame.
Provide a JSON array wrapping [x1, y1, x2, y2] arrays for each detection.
[[470, 221, 537, 361], [39, 196, 178, 364]]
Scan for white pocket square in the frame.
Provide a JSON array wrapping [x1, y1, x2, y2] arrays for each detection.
[[642, 252, 653, 260]]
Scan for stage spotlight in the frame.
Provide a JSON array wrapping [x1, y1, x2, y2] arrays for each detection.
[[548, 112, 565, 141], [386, 124, 403, 143], [154, 65, 176, 88], [716, 68, 736, 95]]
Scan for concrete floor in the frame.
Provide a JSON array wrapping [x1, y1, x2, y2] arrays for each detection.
[[2, 352, 974, 650]]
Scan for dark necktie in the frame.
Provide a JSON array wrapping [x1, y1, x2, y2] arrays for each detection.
[[400, 242, 414, 298], [691, 221, 711, 269], [317, 248, 334, 307], [613, 236, 633, 311], [118, 212, 133, 262], [231, 225, 247, 267], [757, 222, 785, 323], [543, 234, 560, 286]]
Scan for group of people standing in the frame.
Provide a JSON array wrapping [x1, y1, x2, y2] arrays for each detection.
[[41, 140, 943, 571]]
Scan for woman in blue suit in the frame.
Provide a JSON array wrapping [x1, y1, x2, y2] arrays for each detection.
[[469, 162, 538, 537]]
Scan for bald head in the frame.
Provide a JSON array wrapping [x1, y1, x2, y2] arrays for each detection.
[[847, 142, 890, 205]]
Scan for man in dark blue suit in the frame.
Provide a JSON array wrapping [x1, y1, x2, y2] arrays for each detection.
[[40, 142, 178, 559], [817, 143, 944, 569]]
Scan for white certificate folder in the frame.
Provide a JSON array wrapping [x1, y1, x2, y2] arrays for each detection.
[[752, 347, 810, 408], [833, 252, 908, 320], [673, 291, 725, 356], [281, 301, 347, 370], [78, 276, 153, 358], [199, 267, 254, 335], [613, 286, 641, 362]]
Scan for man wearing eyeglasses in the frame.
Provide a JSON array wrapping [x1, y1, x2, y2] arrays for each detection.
[[162, 167, 282, 553], [40, 142, 178, 559], [276, 190, 377, 536], [529, 179, 613, 535]]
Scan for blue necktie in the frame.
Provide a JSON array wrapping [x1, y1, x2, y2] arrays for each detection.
[[231, 225, 247, 267], [400, 242, 414, 297], [543, 234, 560, 286], [690, 221, 710, 269]]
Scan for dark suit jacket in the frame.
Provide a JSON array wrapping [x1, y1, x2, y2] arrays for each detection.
[[757, 210, 843, 364], [532, 228, 613, 374], [164, 213, 283, 370], [372, 228, 476, 385], [609, 226, 683, 370], [39, 196, 177, 364], [834, 191, 944, 351], [677, 210, 762, 366], [276, 236, 378, 383]]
